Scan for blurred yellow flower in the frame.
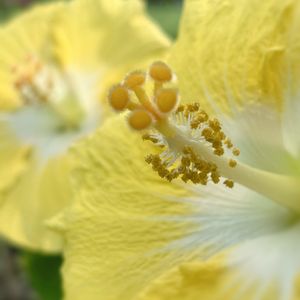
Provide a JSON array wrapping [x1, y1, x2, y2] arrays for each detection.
[[50, 0, 300, 299], [0, 0, 170, 252]]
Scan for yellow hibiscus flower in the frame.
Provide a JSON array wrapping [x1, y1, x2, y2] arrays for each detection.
[[0, 0, 170, 252], [50, 0, 300, 299]]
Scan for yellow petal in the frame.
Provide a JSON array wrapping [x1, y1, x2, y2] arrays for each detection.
[[50, 116, 195, 300], [52, 0, 171, 81], [140, 255, 300, 300], [168, 0, 300, 111], [0, 2, 65, 110], [0, 122, 30, 194], [0, 0, 171, 253], [140, 256, 231, 300], [0, 153, 72, 252]]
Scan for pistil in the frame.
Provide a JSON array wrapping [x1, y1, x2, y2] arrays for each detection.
[[108, 61, 300, 214], [12, 55, 85, 131], [158, 121, 300, 214]]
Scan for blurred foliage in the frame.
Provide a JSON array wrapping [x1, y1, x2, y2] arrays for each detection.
[[0, 0, 50, 22], [21, 252, 63, 300], [148, 0, 182, 38], [0, 243, 36, 300]]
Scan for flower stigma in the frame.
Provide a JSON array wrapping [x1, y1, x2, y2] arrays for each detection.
[[12, 54, 85, 131], [108, 62, 300, 214]]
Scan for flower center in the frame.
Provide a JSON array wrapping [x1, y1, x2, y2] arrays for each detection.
[[108, 62, 300, 214], [12, 55, 85, 131]]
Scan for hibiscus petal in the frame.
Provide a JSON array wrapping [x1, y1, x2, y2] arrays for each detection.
[[140, 253, 300, 300], [52, 0, 170, 69], [49, 116, 194, 300], [51, 0, 171, 111], [0, 154, 73, 252], [49, 115, 297, 299], [0, 0, 171, 252], [168, 0, 298, 112], [0, 122, 30, 194], [0, 2, 64, 110]]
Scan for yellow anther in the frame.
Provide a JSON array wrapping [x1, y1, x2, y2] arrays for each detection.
[[211, 171, 220, 184], [108, 85, 130, 111], [214, 148, 224, 156], [202, 128, 214, 141], [225, 138, 233, 149], [224, 179, 234, 188], [124, 71, 146, 90], [187, 103, 200, 112], [155, 88, 178, 113], [149, 61, 173, 82], [176, 105, 185, 113], [128, 109, 153, 130], [209, 118, 221, 131], [229, 159, 237, 168], [232, 148, 240, 156], [142, 133, 159, 144]]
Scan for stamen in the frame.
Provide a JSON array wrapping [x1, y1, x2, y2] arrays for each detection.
[[232, 148, 240, 156], [108, 62, 300, 213], [11, 54, 86, 130], [12, 55, 51, 105], [108, 61, 238, 187], [229, 159, 237, 168], [224, 179, 234, 188], [124, 71, 158, 117]]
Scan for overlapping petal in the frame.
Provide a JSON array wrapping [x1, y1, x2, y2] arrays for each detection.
[[51, 0, 300, 299], [0, 122, 30, 194], [0, 154, 72, 251], [52, 0, 171, 103], [168, 0, 300, 111], [0, 0, 170, 252], [50, 116, 195, 300], [0, 2, 68, 252], [51, 112, 298, 296], [0, 2, 65, 110], [140, 256, 300, 300]]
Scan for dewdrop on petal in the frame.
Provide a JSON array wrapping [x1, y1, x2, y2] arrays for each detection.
[[107, 61, 242, 189]]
